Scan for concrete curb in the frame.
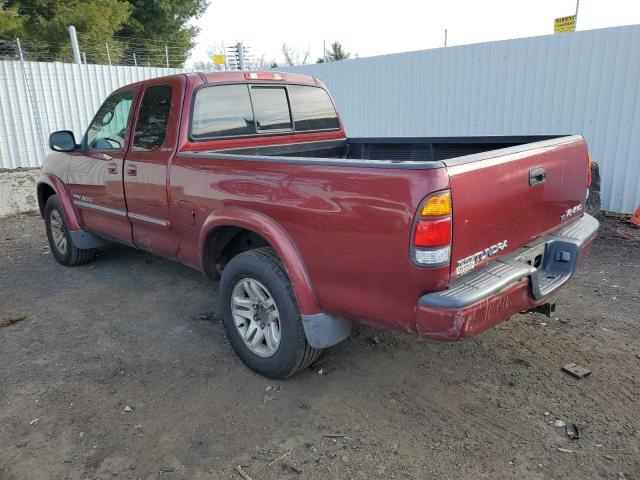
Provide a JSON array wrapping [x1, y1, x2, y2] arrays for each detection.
[[0, 169, 39, 218]]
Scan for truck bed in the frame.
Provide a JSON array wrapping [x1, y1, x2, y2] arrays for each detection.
[[201, 135, 566, 164], [179, 134, 589, 286]]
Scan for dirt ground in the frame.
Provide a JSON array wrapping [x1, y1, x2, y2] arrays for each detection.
[[0, 212, 638, 480]]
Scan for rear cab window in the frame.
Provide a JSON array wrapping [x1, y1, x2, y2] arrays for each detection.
[[189, 82, 339, 140], [251, 87, 292, 131], [191, 84, 255, 138], [288, 85, 340, 131]]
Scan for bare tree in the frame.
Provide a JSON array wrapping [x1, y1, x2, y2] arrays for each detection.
[[281, 43, 296, 66], [300, 48, 310, 65], [191, 59, 213, 70], [281, 43, 310, 66], [251, 54, 278, 70]]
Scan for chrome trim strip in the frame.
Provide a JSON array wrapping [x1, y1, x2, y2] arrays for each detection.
[[74, 200, 127, 218], [127, 212, 170, 229]]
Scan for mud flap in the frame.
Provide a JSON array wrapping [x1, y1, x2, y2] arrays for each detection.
[[301, 313, 352, 349], [69, 230, 108, 249]]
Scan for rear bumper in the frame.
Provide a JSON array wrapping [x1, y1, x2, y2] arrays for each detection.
[[416, 213, 599, 340]]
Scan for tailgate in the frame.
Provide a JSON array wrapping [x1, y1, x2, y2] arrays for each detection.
[[446, 136, 589, 278]]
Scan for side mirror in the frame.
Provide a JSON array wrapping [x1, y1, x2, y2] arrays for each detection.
[[49, 130, 77, 152]]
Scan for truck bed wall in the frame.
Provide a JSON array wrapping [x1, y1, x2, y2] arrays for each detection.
[[216, 135, 564, 163]]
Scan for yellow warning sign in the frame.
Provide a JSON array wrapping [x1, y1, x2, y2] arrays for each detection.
[[212, 54, 225, 65], [554, 15, 576, 34]]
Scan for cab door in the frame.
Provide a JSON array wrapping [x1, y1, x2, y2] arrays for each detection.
[[68, 87, 138, 245], [123, 76, 185, 258]]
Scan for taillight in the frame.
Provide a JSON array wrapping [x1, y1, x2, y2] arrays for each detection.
[[411, 190, 452, 267], [413, 218, 451, 247]]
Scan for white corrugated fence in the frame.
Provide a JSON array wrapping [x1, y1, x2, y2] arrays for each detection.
[[0, 61, 184, 170]]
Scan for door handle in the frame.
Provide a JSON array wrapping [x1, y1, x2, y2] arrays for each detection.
[[107, 162, 117, 174], [126, 164, 137, 176], [529, 166, 546, 186]]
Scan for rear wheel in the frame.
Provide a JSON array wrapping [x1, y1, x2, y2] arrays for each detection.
[[44, 195, 95, 266], [219, 247, 321, 378]]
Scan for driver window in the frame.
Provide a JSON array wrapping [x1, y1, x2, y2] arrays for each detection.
[[86, 90, 134, 150]]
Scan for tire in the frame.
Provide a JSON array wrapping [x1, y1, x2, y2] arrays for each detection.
[[44, 195, 96, 266], [219, 247, 321, 378]]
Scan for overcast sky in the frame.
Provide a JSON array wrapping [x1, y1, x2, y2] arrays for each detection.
[[188, 0, 640, 66]]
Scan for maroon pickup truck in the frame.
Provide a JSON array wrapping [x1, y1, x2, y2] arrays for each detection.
[[38, 71, 598, 378]]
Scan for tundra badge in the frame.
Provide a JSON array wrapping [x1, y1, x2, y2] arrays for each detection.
[[456, 240, 508, 276], [560, 204, 582, 221], [72, 194, 92, 203]]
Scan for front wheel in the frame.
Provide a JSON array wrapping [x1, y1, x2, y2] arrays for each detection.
[[44, 195, 95, 266], [219, 247, 321, 378]]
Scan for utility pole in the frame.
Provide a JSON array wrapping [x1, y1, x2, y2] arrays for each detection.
[[105, 43, 112, 65], [133, 52, 137, 67], [444, 29, 448, 47], [81, 52, 87, 64], [574, 0, 580, 29], [165, 45, 169, 68], [68, 25, 82, 65], [323, 40, 327, 62], [237, 41, 246, 71]]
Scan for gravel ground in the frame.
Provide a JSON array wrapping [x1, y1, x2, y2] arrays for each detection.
[[0, 212, 638, 480]]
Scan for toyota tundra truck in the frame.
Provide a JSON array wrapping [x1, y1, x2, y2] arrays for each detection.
[[37, 71, 599, 378]]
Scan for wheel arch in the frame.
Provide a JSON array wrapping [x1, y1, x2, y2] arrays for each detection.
[[37, 175, 81, 231], [199, 208, 320, 316]]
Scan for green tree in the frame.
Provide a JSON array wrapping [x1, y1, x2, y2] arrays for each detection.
[[327, 41, 349, 61], [0, 0, 208, 66], [0, 6, 24, 40], [118, 0, 207, 67], [2, 0, 131, 62]]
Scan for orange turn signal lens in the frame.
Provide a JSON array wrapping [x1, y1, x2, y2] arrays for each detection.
[[420, 191, 451, 217]]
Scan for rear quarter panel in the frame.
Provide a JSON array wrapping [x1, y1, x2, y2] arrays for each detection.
[[169, 156, 450, 331]]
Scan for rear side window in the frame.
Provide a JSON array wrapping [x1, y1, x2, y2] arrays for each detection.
[[134, 85, 173, 151], [191, 84, 254, 138], [250, 87, 292, 131], [289, 85, 340, 131]]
